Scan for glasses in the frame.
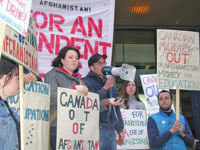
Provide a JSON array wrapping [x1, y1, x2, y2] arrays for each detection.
[[95, 61, 107, 66]]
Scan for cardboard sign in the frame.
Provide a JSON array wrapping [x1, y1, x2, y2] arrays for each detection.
[[157, 29, 200, 90], [7, 82, 50, 150], [0, 0, 33, 36], [140, 74, 161, 115], [117, 110, 149, 149], [0, 20, 6, 57], [57, 87, 99, 150], [2, 16, 38, 75]]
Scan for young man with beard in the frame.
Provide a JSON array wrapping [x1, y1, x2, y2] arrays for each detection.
[[147, 90, 194, 150]]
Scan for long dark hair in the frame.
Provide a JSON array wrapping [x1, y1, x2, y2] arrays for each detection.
[[52, 46, 80, 73], [0, 56, 19, 88], [119, 80, 142, 109]]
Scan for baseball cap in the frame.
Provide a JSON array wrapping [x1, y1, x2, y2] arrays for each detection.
[[88, 54, 107, 67], [0, 56, 18, 76]]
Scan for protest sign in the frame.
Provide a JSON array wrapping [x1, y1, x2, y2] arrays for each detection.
[[157, 29, 200, 90], [140, 74, 174, 115], [117, 110, 149, 149], [1, 16, 38, 75], [31, 0, 115, 78], [0, 0, 32, 36], [7, 82, 50, 150], [57, 87, 99, 150], [0, 20, 6, 57], [140, 74, 161, 115]]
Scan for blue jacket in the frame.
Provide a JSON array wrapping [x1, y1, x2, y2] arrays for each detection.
[[82, 71, 124, 133], [148, 110, 194, 150], [0, 98, 20, 150]]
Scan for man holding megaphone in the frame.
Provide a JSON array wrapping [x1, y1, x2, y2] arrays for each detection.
[[82, 54, 125, 150]]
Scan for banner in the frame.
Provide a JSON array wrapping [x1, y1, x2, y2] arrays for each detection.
[[7, 82, 50, 150], [57, 87, 99, 150], [31, 0, 115, 78], [0, 0, 32, 36], [157, 29, 200, 90], [117, 110, 149, 150], [1, 16, 38, 75]]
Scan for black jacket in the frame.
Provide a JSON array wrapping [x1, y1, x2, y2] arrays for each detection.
[[82, 71, 124, 133]]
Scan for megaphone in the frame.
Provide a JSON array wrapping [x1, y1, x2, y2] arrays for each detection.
[[101, 64, 136, 81]]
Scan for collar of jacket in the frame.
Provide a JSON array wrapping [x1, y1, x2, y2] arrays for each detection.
[[57, 67, 81, 78], [160, 109, 174, 117]]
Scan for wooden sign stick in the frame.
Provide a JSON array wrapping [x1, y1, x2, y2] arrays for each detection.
[[176, 89, 180, 120], [19, 65, 25, 150]]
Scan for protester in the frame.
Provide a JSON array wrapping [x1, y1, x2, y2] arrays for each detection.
[[0, 56, 36, 150], [44, 46, 88, 150], [82, 54, 125, 150], [147, 90, 194, 150], [0, 57, 20, 150], [119, 80, 146, 110]]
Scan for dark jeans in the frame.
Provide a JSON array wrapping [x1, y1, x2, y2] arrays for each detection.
[[99, 125, 117, 150]]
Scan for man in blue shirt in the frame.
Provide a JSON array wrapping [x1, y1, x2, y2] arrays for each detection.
[[147, 90, 194, 150]]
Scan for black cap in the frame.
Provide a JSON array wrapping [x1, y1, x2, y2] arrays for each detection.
[[0, 56, 18, 76], [88, 54, 107, 67]]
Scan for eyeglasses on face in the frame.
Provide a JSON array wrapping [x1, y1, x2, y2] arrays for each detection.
[[94, 61, 107, 66]]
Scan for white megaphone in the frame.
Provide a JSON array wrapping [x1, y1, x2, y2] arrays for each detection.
[[101, 64, 136, 81]]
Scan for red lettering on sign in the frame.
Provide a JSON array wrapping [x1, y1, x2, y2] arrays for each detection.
[[71, 16, 87, 37], [49, 14, 65, 32], [38, 32, 54, 54], [72, 122, 78, 134], [88, 17, 102, 38], [7, 0, 26, 21], [166, 52, 189, 64], [33, 11, 48, 29]]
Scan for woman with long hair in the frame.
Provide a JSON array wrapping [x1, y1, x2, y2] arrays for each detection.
[[119, 81, 145, 110], [0, 57, 20, 150]]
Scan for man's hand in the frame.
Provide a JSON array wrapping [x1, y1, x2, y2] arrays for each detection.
[[103, 76, 115, 90], [169, 120, 184, 135], [117, 131, 125, 146], [108, 98, 124, 106]]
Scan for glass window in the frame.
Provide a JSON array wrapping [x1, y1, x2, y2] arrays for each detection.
[[113, 30, 156, 94]]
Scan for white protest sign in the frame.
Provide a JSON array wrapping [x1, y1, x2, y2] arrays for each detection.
[[0, 20, 6, 57], [31, 0, 115, 78], [57, 87, 99, 150], [140, 74, 161, 115], [117, 110, 149, 150], [7, 82, 50, 150], [157, 29, 200, 90], [0, 0, 32, 36]]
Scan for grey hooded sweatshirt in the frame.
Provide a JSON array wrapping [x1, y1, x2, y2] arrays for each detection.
[[44, 67, 80, 127]]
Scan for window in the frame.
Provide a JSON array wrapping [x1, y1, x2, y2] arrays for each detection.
[[113, 30, 156, 94]]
